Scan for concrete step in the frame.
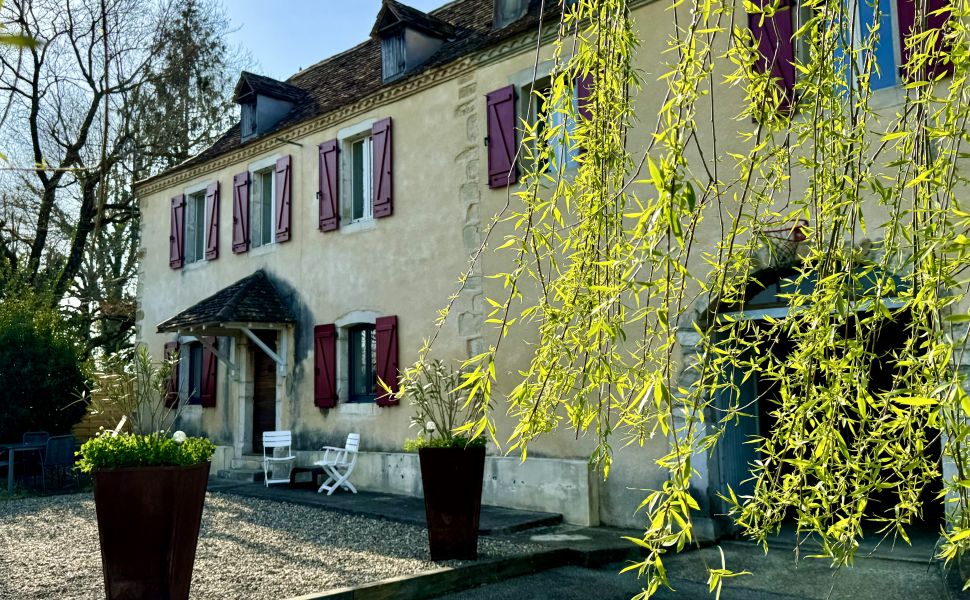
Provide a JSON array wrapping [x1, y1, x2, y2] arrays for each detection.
[[216, 468, 265, 482], [230, 456, 263, 470]]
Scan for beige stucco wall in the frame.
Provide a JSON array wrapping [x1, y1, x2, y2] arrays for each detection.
[[136, 0, 960, 530]]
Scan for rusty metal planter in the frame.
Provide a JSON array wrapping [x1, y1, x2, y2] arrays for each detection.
[[418, 446, 485, 561], [92, 462, 210, 600]]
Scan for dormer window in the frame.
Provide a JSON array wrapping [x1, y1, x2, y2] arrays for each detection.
[[495, 0, 528, 28], [381, 31, 407, 81], [233, 72, 305, 143], [372, 1, 454, 83]]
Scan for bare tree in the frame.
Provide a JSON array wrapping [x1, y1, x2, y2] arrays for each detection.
[[0, 0, 238, 354]]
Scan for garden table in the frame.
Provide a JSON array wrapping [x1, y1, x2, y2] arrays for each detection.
[[0, 442, 46, 493]]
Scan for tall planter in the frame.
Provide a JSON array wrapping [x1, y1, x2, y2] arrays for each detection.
[[418, 446, 486, 560], [92, 462, 210, 600]]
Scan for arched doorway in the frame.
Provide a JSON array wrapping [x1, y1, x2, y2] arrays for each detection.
[[703, 266, 944, 534]]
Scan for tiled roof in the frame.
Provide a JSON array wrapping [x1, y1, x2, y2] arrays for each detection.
[[372, 0, 457, 39], [234, 71, 306, 103], [156, 270, 296, 332], [140, 0, 561, 186]]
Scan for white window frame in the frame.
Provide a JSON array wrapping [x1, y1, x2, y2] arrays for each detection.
[[248, 155, 279, 249], [338, 119, 377, 230], [182, 180, 212, 266], [515, 65, 579, 176], [333, 310, 380, 408]]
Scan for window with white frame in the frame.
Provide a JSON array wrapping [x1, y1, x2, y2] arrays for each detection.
[[185, 341, 204, 405], [348, 324, 377, 402], [184, 190, 207, 264], [250, 167, 275, 248], [346, 134, 373, 223], [522, 77, 579, 174]]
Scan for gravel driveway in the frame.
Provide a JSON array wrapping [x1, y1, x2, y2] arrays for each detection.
[[0, 492, 536, 600]]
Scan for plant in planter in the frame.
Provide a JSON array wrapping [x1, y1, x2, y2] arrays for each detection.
[[401, 359, 486, 561], [77, 346, 215, 600]]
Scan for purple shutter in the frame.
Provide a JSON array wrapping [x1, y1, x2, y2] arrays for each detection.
[[169, 195, 185, 269], [486, 85, 518, 189], [232, 172, 250, 253], [314, 324, 338, 408], [164, 341, 180, 408], [372, 117, 393, 218], [375, 315, 399, 406], [897, 0, 952, 78], [748, 0, 796, 110], [200, 337, 218, 408], [205, 182, 219, 260], [275, 155, 292, 242], [318, 139, 339, 231], [576, 72, 594, 121]]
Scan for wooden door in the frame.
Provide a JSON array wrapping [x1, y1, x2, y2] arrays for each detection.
[[252, 331, 277, 453]]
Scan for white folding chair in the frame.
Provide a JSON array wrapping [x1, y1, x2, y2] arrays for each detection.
[[314, 433, 359, 495], [262, 430, 296, 487]]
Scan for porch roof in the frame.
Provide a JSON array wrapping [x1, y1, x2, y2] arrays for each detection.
[[156, 270, 295, 333]]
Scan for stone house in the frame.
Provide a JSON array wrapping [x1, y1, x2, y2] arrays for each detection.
[[134, 0, 954, 534]]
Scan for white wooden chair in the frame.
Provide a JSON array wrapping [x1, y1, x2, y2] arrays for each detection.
[[314, 433, 360, 495], [262, 430, 296, 487]]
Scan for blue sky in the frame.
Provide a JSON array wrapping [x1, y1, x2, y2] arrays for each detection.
[[225, 1, 449, 80]]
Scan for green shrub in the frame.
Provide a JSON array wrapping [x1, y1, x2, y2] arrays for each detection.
[[77, 432, 215, 472], [0, 291, 86, 441], [403, 434, 487, 452]]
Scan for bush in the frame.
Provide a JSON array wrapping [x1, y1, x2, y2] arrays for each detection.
[[0, 292, 86, 442], [77, 432, 216, 472], [403, 434, 486, 452]]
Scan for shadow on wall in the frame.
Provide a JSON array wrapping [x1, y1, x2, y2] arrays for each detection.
[[264, 270, 314, 429]]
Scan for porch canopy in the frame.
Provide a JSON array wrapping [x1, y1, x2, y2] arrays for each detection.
[[157, 270, 295, 371]]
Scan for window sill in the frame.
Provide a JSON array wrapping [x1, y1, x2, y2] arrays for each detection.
[[341, 219, 377, 235], [248, 243, 277, 257], [182, 259, 208, 272], [336, 402, 379, 416]]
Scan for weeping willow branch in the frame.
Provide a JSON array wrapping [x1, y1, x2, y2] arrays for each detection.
[[400, 0, 970, 595]]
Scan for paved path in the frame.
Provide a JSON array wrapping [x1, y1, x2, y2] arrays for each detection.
[[438, 535, 948, 600]]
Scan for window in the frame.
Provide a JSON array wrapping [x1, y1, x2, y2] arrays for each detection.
[[186, 342, 203, 405], [381, 32, 406, 81], [348, 135, 373, 222], [348, 324, 376, 402], [855, 0, 899, 90], [495, 0, 527, 28], [241, 102, 257, 141], [523, 77, 579, 174], [183, 190, 206, 264], [250, 168, 275, 248]]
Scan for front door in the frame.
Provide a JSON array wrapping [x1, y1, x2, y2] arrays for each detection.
[[252, 331, 277, 453]]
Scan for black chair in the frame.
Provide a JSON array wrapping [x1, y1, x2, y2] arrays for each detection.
[[18, 431, 49, 487], [42, 435, 77, 490]]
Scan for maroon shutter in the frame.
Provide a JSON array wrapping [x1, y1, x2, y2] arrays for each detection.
[[748, 0, 796, 110], [169, 195, 185, 269], [372, 117, 393, 218], [205, 182, 219, 260], [375, 315, 399, 406], [314, 324, 338, 408], [232, 172, 250, 253], [275, 155, 292, 242], [486, 85, 518, 189], [164, 341, 180, 408], [200, 337, 218, 408], [318, 140, 339, 231], [576, 72, 594, 121], [897, 0, 952, 78]]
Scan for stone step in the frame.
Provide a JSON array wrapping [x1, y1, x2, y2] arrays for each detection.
[[216, 468, 265, 482], [230, 457, 263, 470]]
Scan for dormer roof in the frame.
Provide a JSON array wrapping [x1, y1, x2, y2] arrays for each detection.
[[371, 0, 456, 40], [136, 0, 560, 189], [233, 71, 305, 104]]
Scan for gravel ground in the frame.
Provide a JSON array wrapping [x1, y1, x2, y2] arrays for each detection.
[[0, 492, 538, 600]]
